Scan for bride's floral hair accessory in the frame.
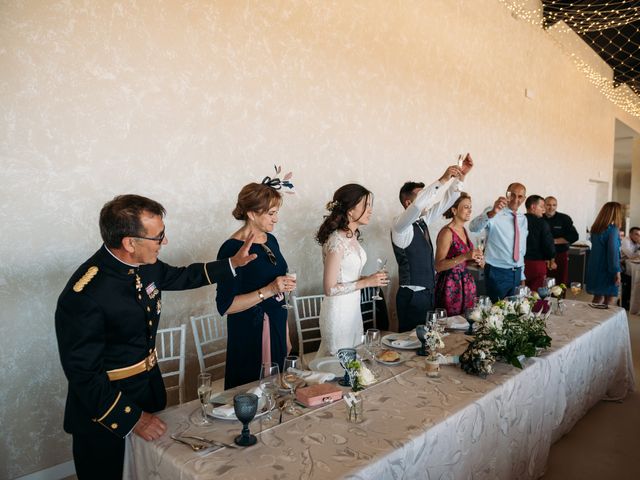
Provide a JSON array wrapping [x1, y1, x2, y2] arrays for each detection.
[[326, 200, 341, 212], [261, 165, 295, 194]]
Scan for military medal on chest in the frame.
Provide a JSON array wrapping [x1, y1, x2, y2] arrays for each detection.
[[145, 282, 159, 300]]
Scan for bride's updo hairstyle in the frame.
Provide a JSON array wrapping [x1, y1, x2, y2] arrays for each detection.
[[232, 183, 283, 221], [316, 183, 372, 245], [443, 192, 471, 219]]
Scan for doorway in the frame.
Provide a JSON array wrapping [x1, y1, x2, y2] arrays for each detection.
[[613, 119, 640, 234]]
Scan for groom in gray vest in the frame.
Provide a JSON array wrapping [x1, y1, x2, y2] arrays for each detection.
[[391, 156, 473, 332]]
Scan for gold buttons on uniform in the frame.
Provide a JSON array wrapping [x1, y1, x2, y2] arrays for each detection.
[[124, 406, 131, 413], [138, 294, 142, 300], [148, 321, 152, 326], [146, 306, 150, 312], [149, 348, 153, 353], [111, 423, 118, 429]]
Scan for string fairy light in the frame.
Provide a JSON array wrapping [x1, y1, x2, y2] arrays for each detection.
[[497, 0, 640, 117]]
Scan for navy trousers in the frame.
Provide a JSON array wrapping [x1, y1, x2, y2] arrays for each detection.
[[484, 264, 522, 302], [396, 287, 434, 333]]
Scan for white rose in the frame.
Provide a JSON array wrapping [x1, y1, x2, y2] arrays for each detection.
[[490, 305, 502, 315], [519, 302, 531, 315], [470, 309, 483, 322], [358, 364, 376, 386], [479, 351, 486, 359], [551, 285, 563, 297]]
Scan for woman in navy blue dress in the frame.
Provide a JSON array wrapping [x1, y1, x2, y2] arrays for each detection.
[[586, 202, 622, 306], [216, 182, 295, 389]]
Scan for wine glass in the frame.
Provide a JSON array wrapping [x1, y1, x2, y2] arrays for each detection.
[[457, 153, 464, 168], [365, 328, 381, 360], [196, 372, 213, 425], [435, 308, 447, 331], [282, 268, 297, 309], [415, 324, 428, 356], [476, 295, 491, 312], [476, 236, 486, 253], [506, 190, 513, 202], [544, 277, 556, 289], [570, 282, 582, 306], [336, 348, 357, 387], [282, 356, 303, 414], [425, 311, 437, 330], [465, 308, 476, 335], [259, 362, 280, 421], [538, 286, 550, 299], [233, 393, 259, 446], [372, 258, 387, 300]]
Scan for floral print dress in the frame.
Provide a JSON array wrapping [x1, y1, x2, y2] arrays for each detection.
[[435, 227, 477, 316]]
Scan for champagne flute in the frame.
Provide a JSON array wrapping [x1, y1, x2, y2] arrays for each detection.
[[259, 362, 280, 421], [372, 258, 387, 300], [282, 356, 302, 415], [476, 235, 486, 253], [282, 268, 297, 310], [196, 372, 213, 425], [457, 154, 464, 168]]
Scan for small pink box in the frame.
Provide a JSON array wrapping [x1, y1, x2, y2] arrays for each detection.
[[295, 383, 343, 407]]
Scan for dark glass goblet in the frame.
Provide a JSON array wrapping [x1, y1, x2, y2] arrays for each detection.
[[465, 308, 476, 336], [415, 324, 428, 356], [233, 393, 259, 446], [337, 348, 357, 387], [538, 287, 550, 300]]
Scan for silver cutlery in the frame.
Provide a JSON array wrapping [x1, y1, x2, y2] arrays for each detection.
[[170, 434, 217, 451], [179, 434, 239, 449]]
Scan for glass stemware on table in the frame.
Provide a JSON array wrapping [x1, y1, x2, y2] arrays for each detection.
[[415, 324, 428, 356], [372, 258, 387, 300], [435, 308, 447, 332], [570, 282, 582, 306], [196, 372, 213, 425], [259, 362, 280, 421], [365, 328, 381, 360], [281, 355, 303, 415], [233, 393, 259, 446], [337, 348, 357, 387], [282, 268, 297, 309]]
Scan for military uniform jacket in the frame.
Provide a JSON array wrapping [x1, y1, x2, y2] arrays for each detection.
[[55, 246, 233, 438]]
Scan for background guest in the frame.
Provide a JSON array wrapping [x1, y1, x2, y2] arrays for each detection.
[[469, 182, 528, 301], [391, 155, 473, 332], [543, 196, 579, 285], [621, 226, 640, 261], [524, 195, 556, 292], [315, 184, 388, 357], [585, 202, 623, 306], [216, 180, 295, 389], [434, 193, 484, 316]]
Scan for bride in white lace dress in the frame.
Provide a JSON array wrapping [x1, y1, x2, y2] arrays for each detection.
[[315, 184, 389, 358]]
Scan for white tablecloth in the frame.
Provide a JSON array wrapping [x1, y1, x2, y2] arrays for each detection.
[[124, 304, 635, 480]]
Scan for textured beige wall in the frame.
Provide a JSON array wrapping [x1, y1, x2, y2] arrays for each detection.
[[2, 0, 640, 477]]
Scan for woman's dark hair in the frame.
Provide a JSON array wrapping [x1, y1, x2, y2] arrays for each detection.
[[316, 184, 372, 245], [99, 194, 166, 248], [443, 192, 471, 219], [232, 183, 283, 221]]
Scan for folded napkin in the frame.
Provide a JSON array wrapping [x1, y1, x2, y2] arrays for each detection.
[[447, 315, 468, 330], [288, 367, 335, 384], [391, 338, 420, 348], [211, 404, 235, 418]]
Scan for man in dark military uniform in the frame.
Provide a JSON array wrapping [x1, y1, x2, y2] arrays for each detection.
[[55, 194, 256, 479]]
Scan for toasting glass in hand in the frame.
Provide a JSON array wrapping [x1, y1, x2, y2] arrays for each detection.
[[196, 373, 212, 425], [282, 268, 297, 309], [416, 324, 428, 356], [372, 258, 387, 300], [233, 393, 259, 446], [259, 362, 280, 421]]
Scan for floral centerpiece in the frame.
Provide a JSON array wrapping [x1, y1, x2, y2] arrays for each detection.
[[460, 297, 552, 376], [345, 359, 377, 391]]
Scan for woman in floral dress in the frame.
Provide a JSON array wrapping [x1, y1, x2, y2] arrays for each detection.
[[434, 193, 484, 315]]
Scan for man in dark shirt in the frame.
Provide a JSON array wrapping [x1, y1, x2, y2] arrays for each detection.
[[524, 195, 556, 291], [543, 196, 579, 284]]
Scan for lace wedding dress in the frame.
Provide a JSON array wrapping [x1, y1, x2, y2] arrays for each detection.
[[315, 231, 367, 358]]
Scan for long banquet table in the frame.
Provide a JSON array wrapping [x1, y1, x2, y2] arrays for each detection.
[[124, 303, 635, 480]]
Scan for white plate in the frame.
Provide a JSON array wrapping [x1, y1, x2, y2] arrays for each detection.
[[375, 352, 409, 366], [209, 396, 270, 421], [381, 333, 420, 350], [308, 356, 345, 377]]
